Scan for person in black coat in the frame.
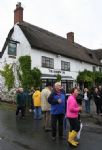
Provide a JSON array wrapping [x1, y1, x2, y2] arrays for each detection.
[[93, 87, 102, 115], [16, 88, 26, 118], [98, 85, 102, 114]]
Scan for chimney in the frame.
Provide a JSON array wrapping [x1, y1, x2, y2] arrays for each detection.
[[14, 2, 23, 24], [67, 32, 74, 43]]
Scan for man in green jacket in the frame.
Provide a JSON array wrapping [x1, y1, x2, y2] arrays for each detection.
[[16, 88, 26, 119]]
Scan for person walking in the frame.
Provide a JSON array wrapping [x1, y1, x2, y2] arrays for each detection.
[[48, 82, 65, 140], [66, 88, 82, 147], [41, 82, 52, 131], [32, 87, 42, 120]]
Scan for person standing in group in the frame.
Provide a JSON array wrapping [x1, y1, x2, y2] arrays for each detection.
[[98, 85, 102, 115], [48, 82, 65, 140], [32, 87, 42, 120], [16, 87, 26, 119], [76, 87, 83, 106], [76, 87, 83, 141], [93, 87, 102, 115], [83, 88, 91, 113], [66, 88, 82, 147], [41, 82, 52, 131], [28, 87, 35, 112]]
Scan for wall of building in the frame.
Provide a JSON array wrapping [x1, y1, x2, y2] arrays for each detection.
[[12, 25, 31, 58], [0, 25, 31, 66], [0, 25, 32, 88], [31, 47, 98, 80], [0, 24, 100, 90]]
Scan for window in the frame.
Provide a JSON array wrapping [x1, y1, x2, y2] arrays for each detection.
[[61, 61, 70, 71], [42, 56, 54, 69], [93, 66, 96, 72], [8, 42, 17, 57]]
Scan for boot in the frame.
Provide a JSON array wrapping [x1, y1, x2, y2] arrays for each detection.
[[69, 131, 79, 145], [68, 130, 78, 147]]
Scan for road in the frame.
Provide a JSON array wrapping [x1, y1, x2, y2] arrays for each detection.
[[0, 109, 102, 150]]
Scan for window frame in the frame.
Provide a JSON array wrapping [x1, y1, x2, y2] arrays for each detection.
[[8, 41, 17, 57], [61, 60, 70, 71], [42, 56, 54, 69]]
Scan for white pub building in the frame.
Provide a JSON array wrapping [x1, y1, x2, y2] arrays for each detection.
[[0, 2, 102, 92]]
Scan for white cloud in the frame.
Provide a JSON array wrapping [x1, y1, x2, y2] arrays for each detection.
[[0, 0, 102, 50]]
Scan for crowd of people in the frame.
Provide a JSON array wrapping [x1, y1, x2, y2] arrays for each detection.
[[15, 83, 102, 147]]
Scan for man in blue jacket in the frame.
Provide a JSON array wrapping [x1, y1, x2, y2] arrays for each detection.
[[48, 82, 65, 140]]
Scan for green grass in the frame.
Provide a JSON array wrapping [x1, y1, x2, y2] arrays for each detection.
[[0, 102, 16, 111]]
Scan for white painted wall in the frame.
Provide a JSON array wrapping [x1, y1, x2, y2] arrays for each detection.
[[0, 25, 31, 67], [0, 25, 32, 88], [12, 25, 31, 58], [0, 24, 100, 84], [31, 47, 98, 80]]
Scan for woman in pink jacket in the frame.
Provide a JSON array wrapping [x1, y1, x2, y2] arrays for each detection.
[[66, 88, 82, 147]]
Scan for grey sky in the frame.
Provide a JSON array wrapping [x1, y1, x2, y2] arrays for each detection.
[[0, 0, 102, 50]]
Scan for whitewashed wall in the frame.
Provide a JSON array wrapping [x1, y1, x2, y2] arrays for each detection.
[[31, 48, 98, 80], [0, 25, 31, 66], [12, 25, 31, 58], [0, 25, 32, 88], [0, 24, 100, 83]]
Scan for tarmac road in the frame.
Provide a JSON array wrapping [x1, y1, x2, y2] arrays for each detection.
[[0, 109, 102, 150]]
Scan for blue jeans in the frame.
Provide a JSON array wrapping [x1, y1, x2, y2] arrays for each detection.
[[34, 107, 42, 119], [85, 100, 90, 113]]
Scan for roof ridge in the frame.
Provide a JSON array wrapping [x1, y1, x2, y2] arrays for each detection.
[[18, 21, 67, 41]]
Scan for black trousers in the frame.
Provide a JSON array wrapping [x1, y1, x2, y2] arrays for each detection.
[[68, 118, 80, 132], [94, 100, 102, 114], [16, 106, 26, 117], [51, 114, 64, 137]]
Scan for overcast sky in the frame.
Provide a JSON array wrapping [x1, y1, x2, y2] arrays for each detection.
[[0, 0, 102, 51]]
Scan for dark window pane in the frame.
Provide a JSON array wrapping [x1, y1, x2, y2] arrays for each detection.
[[42, 56, 54, 69], [61, 61, 70, 71], [8, 42, 17, 56]]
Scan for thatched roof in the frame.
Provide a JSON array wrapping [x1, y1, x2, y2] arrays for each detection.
[[18, 21, 102, 66], [1, 21, 102, 66]]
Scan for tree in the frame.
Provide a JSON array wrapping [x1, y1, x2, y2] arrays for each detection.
[[56, 74, 61, 82], [94, 71, 102, 85], [77, 70, 94, 88], [31, 67, 42, 88], [18, 56, 42, 89], [0, 64, 15, 91], [77, 69, 102, 88], [18, 56, 33, 89]]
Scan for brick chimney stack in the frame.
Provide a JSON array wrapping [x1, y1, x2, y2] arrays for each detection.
[[67, 32, 74, 43], [14, 2, 23, 24]]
